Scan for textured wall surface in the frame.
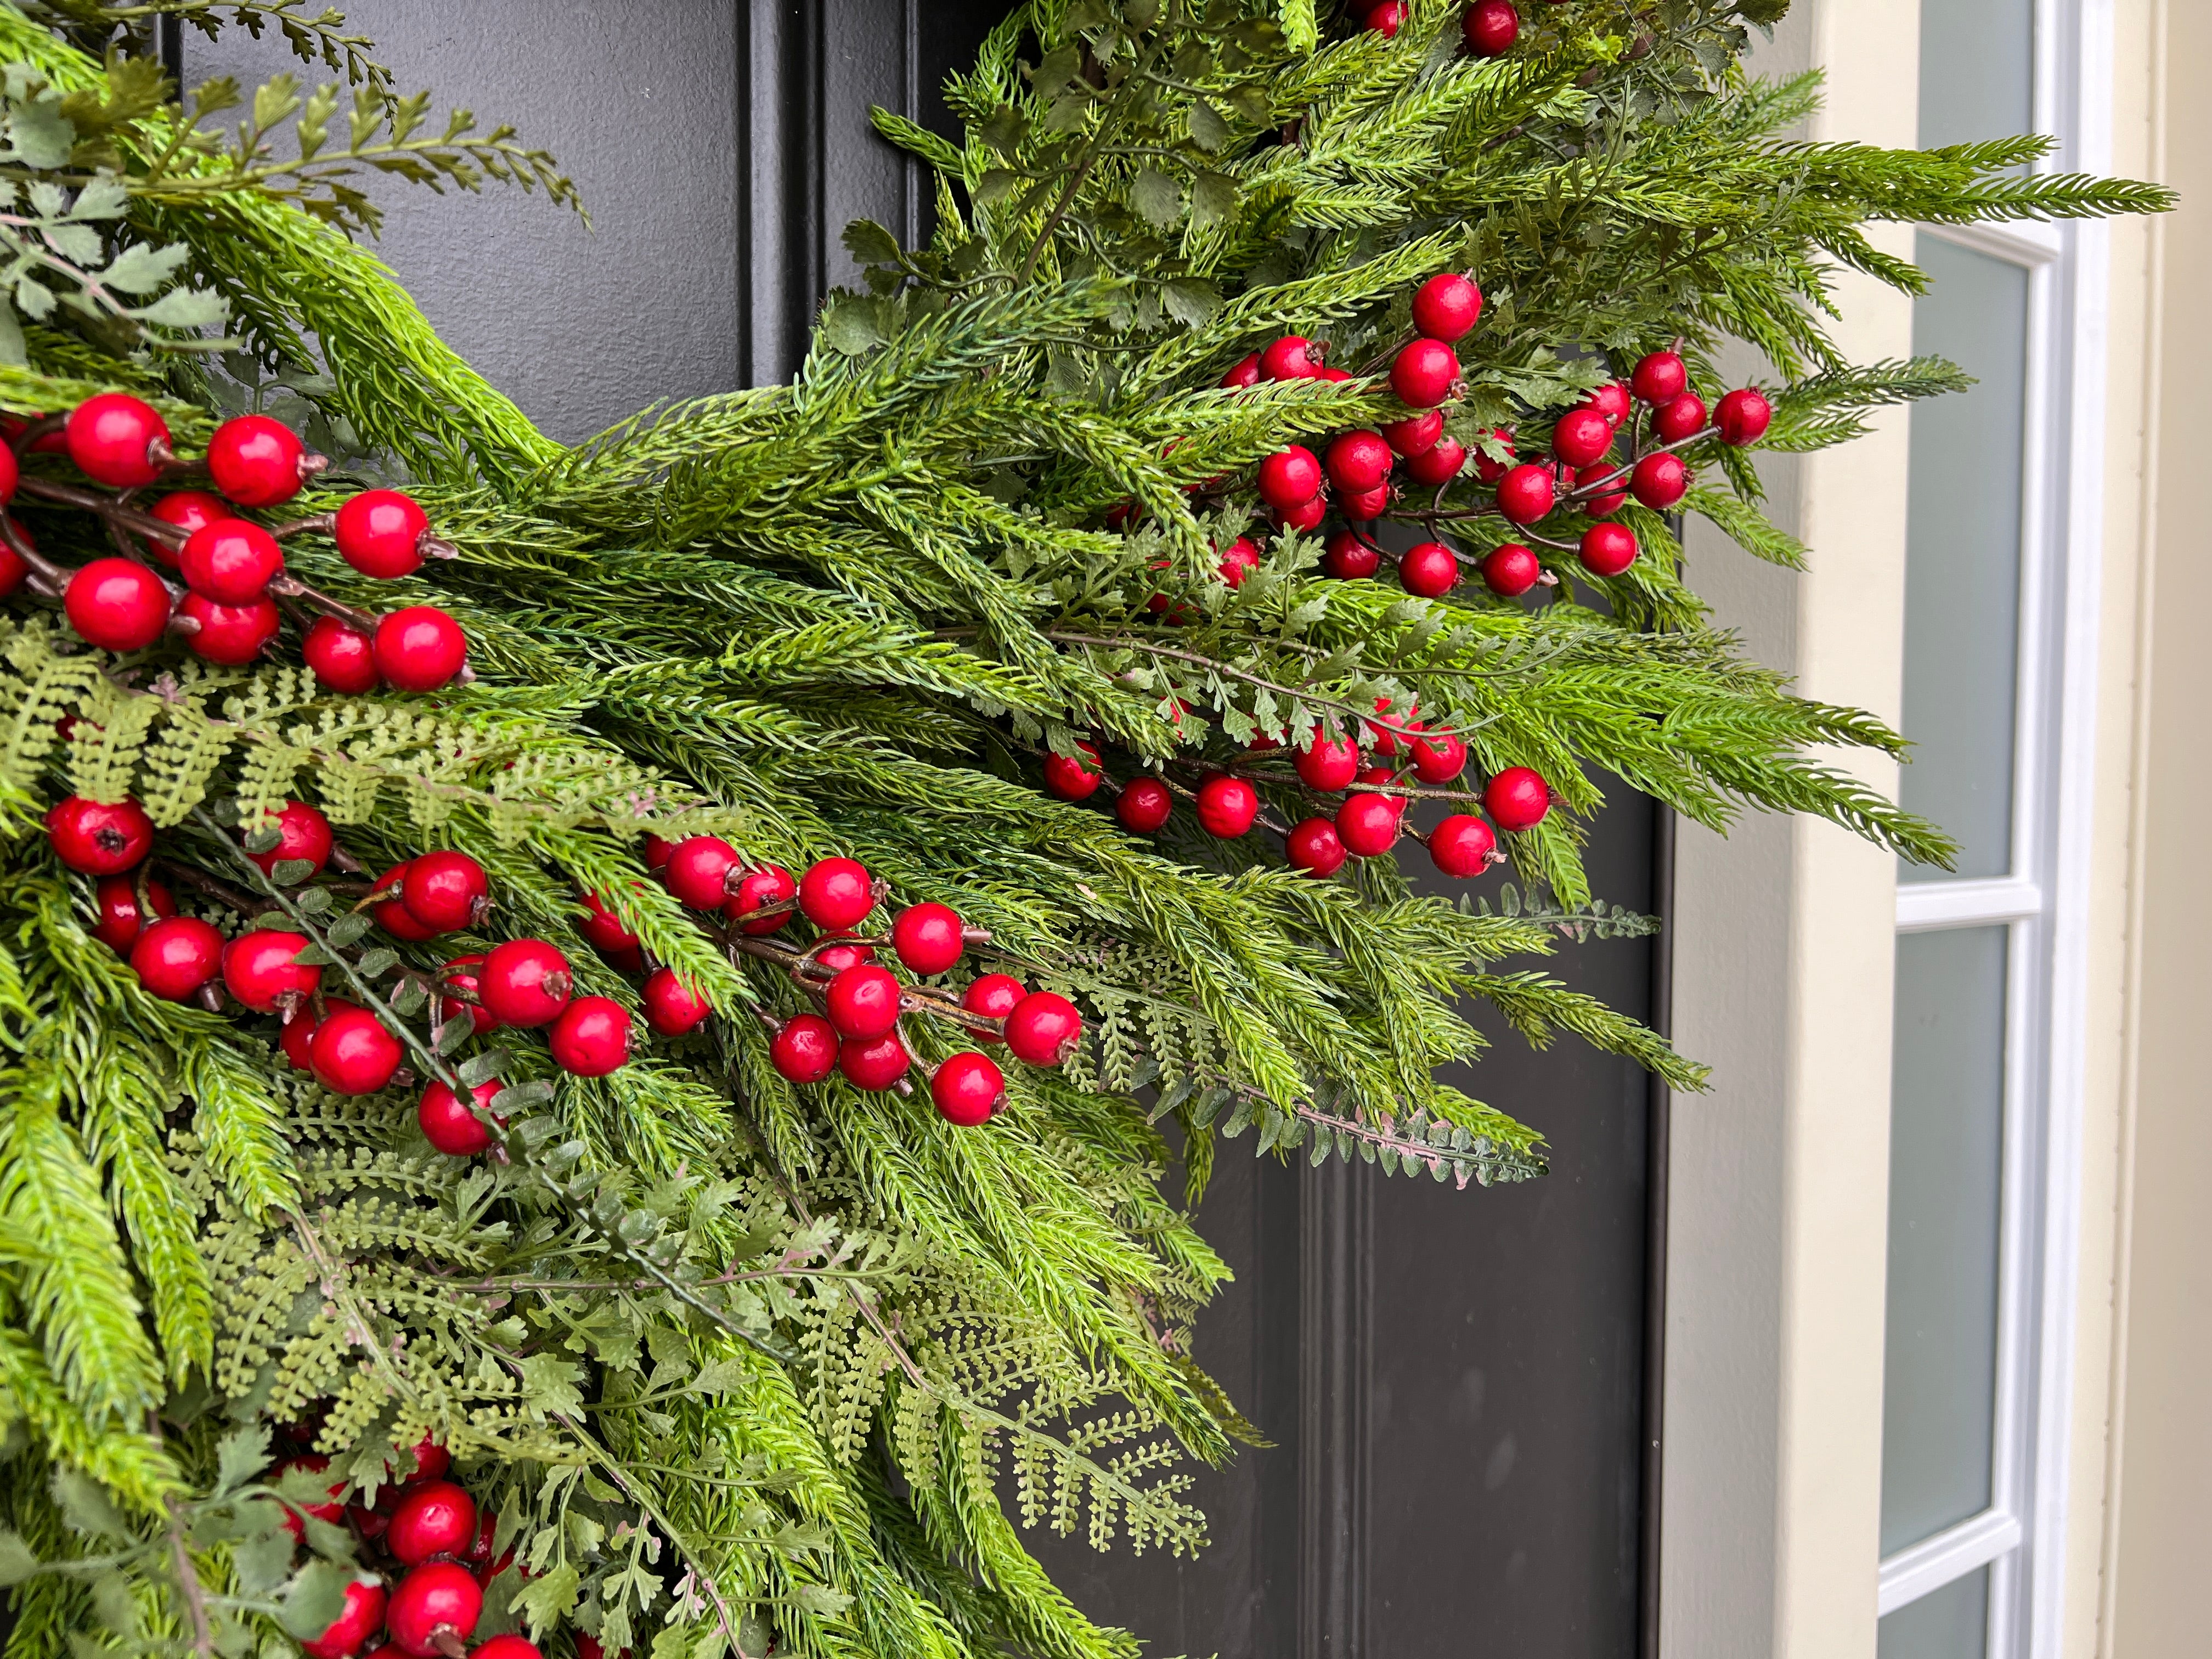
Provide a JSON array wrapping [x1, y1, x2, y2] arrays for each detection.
[[185, 2, 742, 444]]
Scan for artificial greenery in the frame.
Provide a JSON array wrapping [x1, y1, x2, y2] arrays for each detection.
[[0, 2, 2168, 1657]]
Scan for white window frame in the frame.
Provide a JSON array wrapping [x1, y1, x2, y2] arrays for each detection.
[[1877, 1, 2112, 1654]]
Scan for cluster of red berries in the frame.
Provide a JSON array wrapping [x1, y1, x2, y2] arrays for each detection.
[[2, 393, 469, 691], [643, 834, 1079, 1127], [274, 1434, 543, 1659], [1362, 0, 1525, 58]]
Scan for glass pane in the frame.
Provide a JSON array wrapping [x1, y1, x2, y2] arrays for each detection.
[[1900, 237, 2029, 882], [1878, 1568, 1991, 1659], [1882, 927, 2008, 1554], [1918, 0, 2033, 151]]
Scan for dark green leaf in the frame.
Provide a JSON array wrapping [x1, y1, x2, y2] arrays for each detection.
[[839, 219, 902, 267], [1188, 98, 1231, 152], [1132, 167, 1183, 228]]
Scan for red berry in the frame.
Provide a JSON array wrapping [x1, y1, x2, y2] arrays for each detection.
[[65, 558, 172, 652], [275, 1454, 346, 1542], [281, 1005, 324, 1069], [145, 489, 225, 567], [92, 873, 173, 953], [334, 489, 431, 578], [1717, 386, 1773, 445], [1195, 775, 1259, 838], [1472, 428, 1515, 483], [770, 1013, 839, 1083], [1259, 336, 1322, 380], [1577, 464, 1627, 517], [1315, 365, 1355, 383], [304, 616, 381, 693], [1220, 353, 1261, 389], [1004, 991, 1082, 1067], [1324, 431, 1393, 494], [1116, 777, 1173, 833], [1042, 741, 1104, 802], [1480, 544, 1541, 596], [1403, 438, 1467, 488], [1580, 522, 1639, 577], [1581, 382, 1632, 427], [727, 863, 797, 933], [181, 592, 280, 665], [419, 1077, 501, 1156], [386, 1561, 483, 1657], [1463, 0, 1519, 55], [932, 1052, 1006, 1126], [222, 929, 319, 1011], [247, 800, 334, 877], [1257, 446, 1323, 511], [1296, 735, 1359, 791], [1389, 338, 1459, 408], [1322, 531, 1379, 580], [1340, 482, 1391, 521], [478, 939, 572, 1028], [0, 522, 27, 597], [822, 934, 883, 968], [1364, 1, 1406, 35], [1398, 541, 1458, 598], [1494, 464, 1555, 525], [578, 890, 640, 954], [642, 968, 712, 1036], [402, 850, 490, 933], [396, 1437, 450, 1485], [1551, 408, 1615, 469], [47, 795, 153, 874], [311, 1005, 403, 1094], [550, 996, 631, 1076], [471, 1640, 541, 1659], [1356, 764, 1405, 803], [206, 415, 309, 508], [1651, 392, 1708, 444], [642, 835, 675, 872], [963, 974, 1025, 1039], [374, 607, 468, 693], [890, 903, 965, 974], [1275, 494, 1327, 533], [839, 1031, 911, 1090], [1412, 273, 1482, 342], [1430, 814, 1498, 877], [664, 836, 740, 910], [0, 443, 14, 506], [1631, 453, 1689, 510], [388, 1480, 476, 1567], [798, 856, 875, 929], [825, 963, 902, 1039], [1286, 817, 1347, 876], [1630, 351, 1689, 406], [1380, 410, 1443, 457], [1485, 765, 1551, 831], [1367, 695, 1420, 756], [1410, 730, 1466, 782], [130, 916, 223, 1001], [376, 893, 441, 943], [66, 393, 170, 488], [304, 1578, 388, 1659], [1335, 793, 1401, 856], [1217, 535, 1262, 587]]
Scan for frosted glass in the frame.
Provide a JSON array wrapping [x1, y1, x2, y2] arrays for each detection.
[[1882, 927, 2008, 1555], [1918, 0, 2034, 152], [1878, 1568, 1991, 1659], [1900, 238, 2029, 882]]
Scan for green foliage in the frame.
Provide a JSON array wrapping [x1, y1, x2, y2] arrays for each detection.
[[0, 2, 2169, 1657]]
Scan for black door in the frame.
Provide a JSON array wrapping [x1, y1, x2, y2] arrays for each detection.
[[189, 8, 1667, 1654]]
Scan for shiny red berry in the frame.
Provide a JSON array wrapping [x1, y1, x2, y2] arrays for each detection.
[[1431, 814, 1499, 877], [1652, 392, 1708, 444], [1551, 408, 1615, 469], [1630, 351, 1689, 406], [1402, 437, 1466, 489], [66, 393, 170, 488], [47, 795, 153, 874], [1579, 522, 1639, 577], [1717, 387, 1773, 445], [963, 974, 1025, 1040], [419, 1077, 501, 1156], [1259, 336, 1322, 380], [812, 931, 876, 973], [932, 1052, 1006, 1126], [1364, 1, 1406, 35], [246, 800, 334, 877], [376, 893, 441, 943], [1323, 531, 1380, 579], [222, 929, 319, 1011], [1340, 482, 1390, 521], [1217, 535, 1261, 587], [1220, 353, 1261, 389], [304, 1578, 388, 1659], [470, 1640, 541, 1659], [1577, 464, 1627, 517], [770, 1013, 839, 1083], [1196, 775, 1259, 838], [664, 835, 739, 910], [1286, 817, 1347, 876], [92, 873, 173, 952], [386, 1561, 483, 1657], [839, 1030, 911, 1090], [1412, 273, 1482, 341], [798, 856, 875, 929], [1005, 991, 1082, 1067], [1398, 540, 1458, 598], [1041, 739, 1103, 800], [1480, 543, 1541, 596], [727, 862, 797, 933], [1469, 428, 1514, 483], [1324, 431, 1393, 494], [578, 890, 640, 954], [1581, 382, 1631, 427], [1257, 446, 1323, 511], [1275, 494, 1327, 533], [304, 615, 380, 693], [1631, 453, 1689, 510], [388, 1480, 476, 1568], [478, 939, 572, 1027], [1336, 793, 1401, 857], [550, 996, 631, 1076], [281, 1004, 324, 1069], [65, 558, 172, 652], [1296, 735, 1359, 791], [395, 1437, 449, 1486], [1410, 730, 1466, 782], [402, 850, 490, 933], [131, 916, 224, 1001], [311, 1005, 404, 1094], [335, 489, 431, 578], [374, 607, 467, 693], [1116, 777, 1173, 833], [1381, 410, 1443, 457], [1485, 766, 1551, 831], [146, 489, 225, 567], [1464, 0, 1520, 54], [642, 968, 712, 1036], [0, 522, 27, 597], [1494, 464, 1555, 526], [1389, 337, 1459, 408], [207, 415, 309, 508], [826, 963, 902, 1039], [890, 903, 965, 974], [181, 592, 280, 664]]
